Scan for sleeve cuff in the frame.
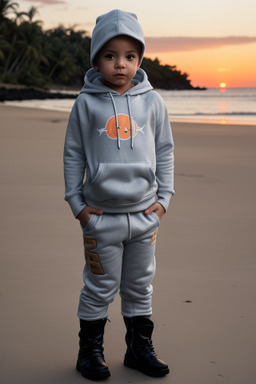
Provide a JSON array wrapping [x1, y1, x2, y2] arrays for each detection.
[[67, 195, 86, 218], [157, 193, 174, 212]]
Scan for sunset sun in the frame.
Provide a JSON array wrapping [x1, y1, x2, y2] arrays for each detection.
[[219, 82, 227, 89]]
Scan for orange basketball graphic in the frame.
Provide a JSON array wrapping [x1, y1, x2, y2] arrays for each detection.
[[105, 114, 138, 140]]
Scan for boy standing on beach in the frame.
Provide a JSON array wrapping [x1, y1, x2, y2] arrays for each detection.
[[64, 9, 174, 380]]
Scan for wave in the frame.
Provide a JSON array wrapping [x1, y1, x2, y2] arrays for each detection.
[[158, 88, 256, 99], [172, 112, 256, 116]]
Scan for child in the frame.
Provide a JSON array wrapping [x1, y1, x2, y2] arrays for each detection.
[[64, 9, 174, 380]]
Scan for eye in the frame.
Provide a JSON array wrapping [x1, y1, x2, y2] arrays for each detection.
[[104, 54, 114, 60], [127, 54, 135, 61]]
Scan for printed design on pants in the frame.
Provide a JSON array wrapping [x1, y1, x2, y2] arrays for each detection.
[[150, 229, 158, 246], [83, 236, 104, 275]]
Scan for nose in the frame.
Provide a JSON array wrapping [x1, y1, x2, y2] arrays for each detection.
[[115, 57, 125, 69]]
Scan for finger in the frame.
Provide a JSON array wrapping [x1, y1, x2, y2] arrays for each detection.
[[145, 203, 157, 215], [90, 207, 104, 215]]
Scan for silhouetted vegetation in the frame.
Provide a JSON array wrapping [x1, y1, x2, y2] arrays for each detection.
[[0, 0, 205, 90], [141, 58, 198, 90]]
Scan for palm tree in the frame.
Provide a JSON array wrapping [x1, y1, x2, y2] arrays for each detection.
[[0, 0, 18, 23], [46, 36, 77, 83], [2, 5, 46, 85], [0, 35, 10, 61], [9, 22, 43, 72], [16, 5, 42, 26]]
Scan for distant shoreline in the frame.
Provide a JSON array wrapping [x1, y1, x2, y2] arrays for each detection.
[[0, 82, 206, 102], [0, 86, 78, 102]]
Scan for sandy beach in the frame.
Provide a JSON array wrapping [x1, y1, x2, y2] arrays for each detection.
[[1, 104, 256, 384]]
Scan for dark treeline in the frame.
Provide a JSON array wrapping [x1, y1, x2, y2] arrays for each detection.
[[0, 0, 205, 90]]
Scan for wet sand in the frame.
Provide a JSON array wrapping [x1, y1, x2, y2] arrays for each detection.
[[1, 104, 256, 383]]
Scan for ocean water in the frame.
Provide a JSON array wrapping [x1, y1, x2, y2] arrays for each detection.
[[5, 87, 256, 125], [157, 87, 256, 125]]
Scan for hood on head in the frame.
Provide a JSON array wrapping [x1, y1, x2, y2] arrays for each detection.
[[90, 9, 145, 67]]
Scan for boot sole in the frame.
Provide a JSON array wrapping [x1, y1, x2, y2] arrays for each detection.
[[124, 355, 169, 377], [76, 361, 110, 381]]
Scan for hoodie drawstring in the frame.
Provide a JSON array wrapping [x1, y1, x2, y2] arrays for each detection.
[[109, 93, 121, 149], [127, 95, 134, 149], [109, 92, 134, 149]]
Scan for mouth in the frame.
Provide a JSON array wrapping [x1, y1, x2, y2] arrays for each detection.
[[114, 73, 126, 78]]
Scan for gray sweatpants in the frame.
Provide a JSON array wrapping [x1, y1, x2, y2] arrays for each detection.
[[77, 211, 160, 320]]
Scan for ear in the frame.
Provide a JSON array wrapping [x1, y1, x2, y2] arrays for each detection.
[[93, 60, 99, 71], [93, 55, 100, 72]]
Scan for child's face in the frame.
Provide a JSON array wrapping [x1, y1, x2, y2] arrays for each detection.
[[94, 35, 141, 94]]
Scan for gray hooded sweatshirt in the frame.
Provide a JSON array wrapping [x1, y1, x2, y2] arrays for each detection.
[[64, 10, 174, 217]]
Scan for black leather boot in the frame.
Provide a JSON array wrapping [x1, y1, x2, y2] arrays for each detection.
[[76, 318, 110, 381], [123, 316, 169, 377]]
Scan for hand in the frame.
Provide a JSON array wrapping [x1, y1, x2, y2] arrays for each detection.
[[77, 206, 103, 228], [145, 202, 165, 221]]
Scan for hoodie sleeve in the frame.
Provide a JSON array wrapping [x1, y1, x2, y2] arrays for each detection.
[[63, 101, 87, 218], [154, 94, 175, 212]]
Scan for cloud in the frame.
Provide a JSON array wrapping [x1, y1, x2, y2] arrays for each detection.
[[145, 36, 256, 53], [23, 0, 67, 5]]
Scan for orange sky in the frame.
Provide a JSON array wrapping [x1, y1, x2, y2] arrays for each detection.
[[145, 40, 256, 88]]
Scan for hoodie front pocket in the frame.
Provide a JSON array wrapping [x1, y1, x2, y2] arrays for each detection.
[[88, 162, 156, 205]]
